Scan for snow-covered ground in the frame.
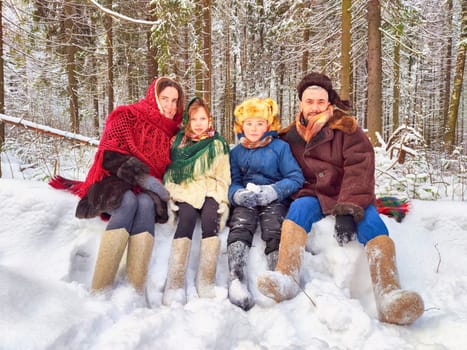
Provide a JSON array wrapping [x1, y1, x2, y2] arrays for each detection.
[[1, 151, 467, 349]]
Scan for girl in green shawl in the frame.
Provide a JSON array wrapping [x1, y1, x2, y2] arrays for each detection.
[[162, 97, 231, 306]]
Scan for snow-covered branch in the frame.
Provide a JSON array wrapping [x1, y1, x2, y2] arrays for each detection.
[[0, 114, 99, 147], [87, 0, 159, 26]]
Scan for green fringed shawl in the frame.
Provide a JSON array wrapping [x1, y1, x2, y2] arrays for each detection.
[[163, 131, 230, 185]]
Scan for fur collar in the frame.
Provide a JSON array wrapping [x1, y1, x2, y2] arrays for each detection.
[[280, 108, 357, 137]]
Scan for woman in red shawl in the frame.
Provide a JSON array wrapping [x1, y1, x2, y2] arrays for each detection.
[[51, 77, 184, 293]]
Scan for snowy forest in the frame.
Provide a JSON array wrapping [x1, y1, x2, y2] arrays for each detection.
[[1, 2, 467, 349], [0, 0, 465, 199]]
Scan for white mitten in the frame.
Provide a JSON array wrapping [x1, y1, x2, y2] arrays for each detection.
[[256, 185, 278, 206], [217, 202, 230, 232], [167, 200, 179, 226]]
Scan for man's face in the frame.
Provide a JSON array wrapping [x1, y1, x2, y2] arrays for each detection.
[[299, 86, 330, 120]]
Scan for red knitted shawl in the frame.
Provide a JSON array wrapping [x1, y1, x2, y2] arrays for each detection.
[[72, 78, 182, 197]]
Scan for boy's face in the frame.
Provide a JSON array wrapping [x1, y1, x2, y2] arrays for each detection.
[[242, 118, 269, 142], [190, 108, 210, 135]]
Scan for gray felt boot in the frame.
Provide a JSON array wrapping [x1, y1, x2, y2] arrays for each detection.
[[227, 241, 254, 311]]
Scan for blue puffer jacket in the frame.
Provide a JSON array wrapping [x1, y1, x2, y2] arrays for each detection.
[[228, 131, 305, 205]]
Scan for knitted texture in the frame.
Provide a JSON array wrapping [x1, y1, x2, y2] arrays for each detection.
[[52, 78, 182, 198]]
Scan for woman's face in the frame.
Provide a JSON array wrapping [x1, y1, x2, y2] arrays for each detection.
[[189, 108, 210, 136], [242, 118, 268, 143], [158, 86, 179, 119]]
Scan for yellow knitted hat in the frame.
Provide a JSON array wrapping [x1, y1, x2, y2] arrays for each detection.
[[234, 97, 281, 134]]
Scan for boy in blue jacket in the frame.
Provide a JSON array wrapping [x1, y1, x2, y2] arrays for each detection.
[[227, 97, 304, 310]]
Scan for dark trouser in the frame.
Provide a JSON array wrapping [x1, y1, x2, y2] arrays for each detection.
[[106, 190, 156, 235], [227, 201, 287, 255], [173, 197, 219, 240]]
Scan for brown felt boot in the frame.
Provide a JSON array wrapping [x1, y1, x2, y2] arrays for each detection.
[[91, 228, 129, 291], [366, 235, 424, 325], [163, 237, 192, 306], [257, 219, 308, 302], [196, 236, 220, 298], [126, 231, 154, 292]]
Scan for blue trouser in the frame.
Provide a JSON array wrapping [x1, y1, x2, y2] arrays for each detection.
[[106, 190, 156, 235], [286, 196, 388, 245]]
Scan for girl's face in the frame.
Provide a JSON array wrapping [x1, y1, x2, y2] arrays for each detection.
[[158, 86, 179, 119], [242, 118, 269, 142], [190, 107, 210, 135]]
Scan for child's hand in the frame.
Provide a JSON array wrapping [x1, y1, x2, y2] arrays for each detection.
[[168, 200, 179, 212], [167, 200, 179, 226], [233, 189, 257, 208], [217, 202, 230, 232], [256, 185, 278, 206]]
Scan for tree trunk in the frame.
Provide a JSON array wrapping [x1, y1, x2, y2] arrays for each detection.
[[147, 2, 158, 84], [278, 47, 285, 121], [444, 0, 466, 153], [302, 29, 310, 74], [392, 23, 402, 130], [443, 0, 453, 126], [104, 0, 114, 114], [224, 0, 233, 144], [195, 1, 203, 95], [64, 0, 79, 133], [367, 0, 383, 146], [88, 17, 99, 137], [203, 0, 212, 108], [340, 0, 351, 101], [0, 0, 4, 178], [91, 56, 100, 137]]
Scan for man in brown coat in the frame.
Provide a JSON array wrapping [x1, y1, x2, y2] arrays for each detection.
[[257, 72, 424, 325]]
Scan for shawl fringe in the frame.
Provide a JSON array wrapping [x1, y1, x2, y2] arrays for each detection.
[[164, 132, 229, 185]]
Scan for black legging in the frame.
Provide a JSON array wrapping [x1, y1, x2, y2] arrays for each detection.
[[173, 197, 219, 239], [106, 190, 156, 235]]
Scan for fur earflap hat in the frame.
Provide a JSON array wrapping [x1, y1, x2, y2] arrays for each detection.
[[297, 72, 351, 111], [234, 97, 281, 134]]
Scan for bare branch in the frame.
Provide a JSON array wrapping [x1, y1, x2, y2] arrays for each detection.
[[434, 243, 441, 273], [292, 276, 317, 307]]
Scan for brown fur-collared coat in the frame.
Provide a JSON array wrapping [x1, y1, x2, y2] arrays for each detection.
[[280, 111, 376, 222]]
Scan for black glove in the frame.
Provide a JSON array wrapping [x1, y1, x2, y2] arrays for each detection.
[[334, 215, 357, 246], [116, 156, 149, 185]]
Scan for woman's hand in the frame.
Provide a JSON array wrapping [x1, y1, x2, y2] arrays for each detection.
[[139, 175, 170, 202]]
